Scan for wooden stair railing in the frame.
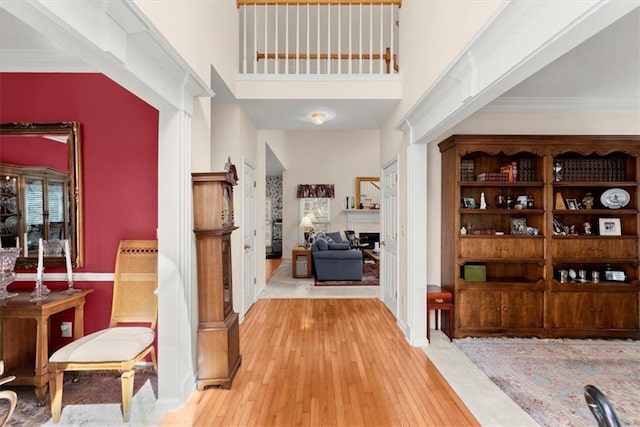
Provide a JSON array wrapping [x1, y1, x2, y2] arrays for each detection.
[[257, 47, 399, 73], [239, 0, 401, 7]]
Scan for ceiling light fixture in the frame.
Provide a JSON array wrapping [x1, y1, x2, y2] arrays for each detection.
[[310, 112, 327, 125]]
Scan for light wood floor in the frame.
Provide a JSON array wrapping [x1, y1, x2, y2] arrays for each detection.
[[160, 299, 479, 426], [266, 257, 283, 282]]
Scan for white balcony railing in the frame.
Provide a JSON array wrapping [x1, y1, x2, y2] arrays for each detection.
[[238, 0, 400, 76]]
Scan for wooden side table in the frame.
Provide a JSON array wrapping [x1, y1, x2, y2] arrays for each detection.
[[292, 247, 312, 278], [426, 285, 453, 342], [0, 289, 93, 404]]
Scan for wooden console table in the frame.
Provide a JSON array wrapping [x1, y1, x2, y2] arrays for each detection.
[[0, 289, 93, 404], [292, 247, 312, 278], [427, 285, 453, 342]]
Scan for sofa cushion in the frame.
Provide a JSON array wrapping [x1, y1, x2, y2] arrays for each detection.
[[326, 232, 343, 243], [315, 237, 329, 251], [49, 327, 155, 363], [328, 242, 350, 250]]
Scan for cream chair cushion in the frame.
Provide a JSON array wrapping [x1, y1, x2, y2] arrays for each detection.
[[49, 327, 155, 363]]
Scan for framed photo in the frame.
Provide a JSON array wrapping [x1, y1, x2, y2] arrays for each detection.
[[463, 197, 477, 209], [565, 198, 578, 210], [510, 217, 528, 235], [599, 218, 621, 236]]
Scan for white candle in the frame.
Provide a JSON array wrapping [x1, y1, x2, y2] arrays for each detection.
[[23, 233, 28, 257], [16, 236, 19, 248], [36, 238, 43, 281], [64, 239, 73, 282]]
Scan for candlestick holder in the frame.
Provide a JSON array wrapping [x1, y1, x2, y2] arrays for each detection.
[[0, 248, 20, 300], [30, 278, 48, 302], [61, 279, 81, 294]]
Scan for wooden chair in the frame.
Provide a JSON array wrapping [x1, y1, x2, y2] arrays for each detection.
[[0, 361, 17, 427], [48, 240, 158, 423]]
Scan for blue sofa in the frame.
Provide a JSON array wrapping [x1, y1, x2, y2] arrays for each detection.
[[311, 232, 363, 282]]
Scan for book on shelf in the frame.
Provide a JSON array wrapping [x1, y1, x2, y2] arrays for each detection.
[[476, 172, 509, 182], [500, 161, 518, 182], [554, 158, 626, 182]]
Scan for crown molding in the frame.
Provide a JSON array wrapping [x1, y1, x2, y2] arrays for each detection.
[[485, 96, 640, 112], [397, 1, 639, 145], [0, 0, 214, 112], [0, 49, 94, 72]]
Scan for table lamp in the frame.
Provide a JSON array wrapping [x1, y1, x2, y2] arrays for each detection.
[[299, 215, 314, 248]]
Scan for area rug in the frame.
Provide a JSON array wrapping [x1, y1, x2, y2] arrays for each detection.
[[6, 368, 157, 426], [261, 259, 379, 299], [454, 337, 640, 427], [314, 261, 379, 286]]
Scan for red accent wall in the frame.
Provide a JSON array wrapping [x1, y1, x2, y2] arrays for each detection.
[[0, 73, 159, 349]]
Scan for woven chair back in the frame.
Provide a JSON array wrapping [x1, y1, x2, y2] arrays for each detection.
[[109, 240, 158, 329]]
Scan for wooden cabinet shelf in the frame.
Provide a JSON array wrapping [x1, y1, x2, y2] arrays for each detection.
[[461, 208, 545, 215], [460, 181, 545, 187], [553, 181, 637, 188], [440, 134, 640, 339], [553, 209, 637, 215]]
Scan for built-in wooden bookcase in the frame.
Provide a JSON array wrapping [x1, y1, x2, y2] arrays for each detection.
[[439, 135, 640, 339]]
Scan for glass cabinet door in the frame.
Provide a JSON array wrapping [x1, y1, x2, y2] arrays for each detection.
[[0, 174, 19, 248], [24, 175, 68, 254], [25, 176, 44, 252], [47, 179, 67, 240]]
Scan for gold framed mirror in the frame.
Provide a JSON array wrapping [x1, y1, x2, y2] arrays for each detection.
[[355, 176, 381, 209], [0, 122, 83, 268]]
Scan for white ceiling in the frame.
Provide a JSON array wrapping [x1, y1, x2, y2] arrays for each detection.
[[1, 6, 638, 176]]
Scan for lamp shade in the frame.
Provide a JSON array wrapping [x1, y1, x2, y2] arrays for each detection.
[[299, 215, 314, 228]]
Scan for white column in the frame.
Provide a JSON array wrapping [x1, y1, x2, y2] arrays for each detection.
[[157, 108, 197, 410], [405, 125, 428, 347]]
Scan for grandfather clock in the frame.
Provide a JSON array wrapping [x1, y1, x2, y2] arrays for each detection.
[[192, 159, 241, 390]]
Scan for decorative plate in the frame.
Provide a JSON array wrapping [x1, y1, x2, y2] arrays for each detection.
[[4, 216, 17, 234], [600, 188, 630, 209]]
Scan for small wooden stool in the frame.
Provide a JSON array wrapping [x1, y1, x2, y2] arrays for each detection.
[[427, 285, 453, 342]]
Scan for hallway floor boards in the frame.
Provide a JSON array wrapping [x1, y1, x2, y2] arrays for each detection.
[[160, 298, 479, 426]]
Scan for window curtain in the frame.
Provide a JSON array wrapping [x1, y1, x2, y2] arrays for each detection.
[[296, 184, 334, 198]]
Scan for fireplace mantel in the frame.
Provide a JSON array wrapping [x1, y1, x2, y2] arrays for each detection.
[[344, 209, 380, 232]]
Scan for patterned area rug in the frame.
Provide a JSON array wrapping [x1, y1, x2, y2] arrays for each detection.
[[6, 368, 157, 426], [314, 260, 379, 286], [455, 337, 640, 426]]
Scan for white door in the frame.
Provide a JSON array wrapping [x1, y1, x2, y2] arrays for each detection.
[[382, 160, 398, 315], [243, 161, 256, 315]]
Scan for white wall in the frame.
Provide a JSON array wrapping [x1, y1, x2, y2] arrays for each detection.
[[452, 110, 640, 135], [136, 0, 239, 90], [377, 1, 504, 332], [211, 103, 258, 320], [269, 130, 381, 256]]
